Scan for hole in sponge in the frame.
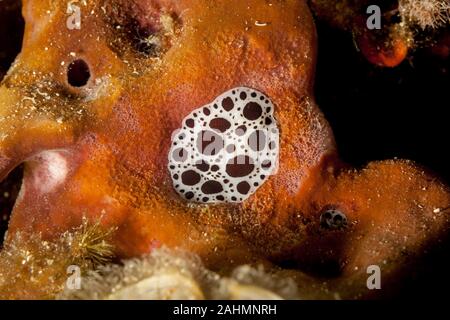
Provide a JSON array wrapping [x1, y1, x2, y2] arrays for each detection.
[[103, 0, 182, 59], [67, 59, 91, 87], [320, 208, 348, 230]]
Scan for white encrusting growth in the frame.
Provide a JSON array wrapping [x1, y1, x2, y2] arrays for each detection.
[[30, 150, 69, 194], [168, 87, 280, 204]]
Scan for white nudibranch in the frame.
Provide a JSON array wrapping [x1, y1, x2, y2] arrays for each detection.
[[168, 87, 280, 203]]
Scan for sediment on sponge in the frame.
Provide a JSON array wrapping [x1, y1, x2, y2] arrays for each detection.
[[58, 247, 300, 300], [0, 218, 116, 299]]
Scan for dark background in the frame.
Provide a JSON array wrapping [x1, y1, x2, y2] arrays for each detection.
[[315, 22, 450, 183], [314, 20, 450, 298]]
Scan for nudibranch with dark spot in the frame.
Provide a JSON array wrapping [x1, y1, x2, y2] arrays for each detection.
[[168, 87, 279, 203], [0, 0, 448, 299]]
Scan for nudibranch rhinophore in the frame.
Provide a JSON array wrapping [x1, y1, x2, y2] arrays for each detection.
[[0, 0, 449, 299]]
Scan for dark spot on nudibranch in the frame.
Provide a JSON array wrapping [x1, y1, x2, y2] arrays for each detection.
[[236, 125, 247, 136], [181, 170, 201, 186], [269, 141, 276, 150], [201, 181, 223, 194], [226, 156, 255, 177], [209, 118, 231, 133], [185, 192, 194, 200], [243, 102, 263, 120], [185, 118, 195, 128], [261, 160, 272, 169], [222, 97, 234, 111], [195, 160, 210, 172], [237, 181, 251, 195]]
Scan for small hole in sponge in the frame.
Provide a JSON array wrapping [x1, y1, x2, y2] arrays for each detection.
[[320, 208, 348, 230], [67, 59, 91, 87]]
